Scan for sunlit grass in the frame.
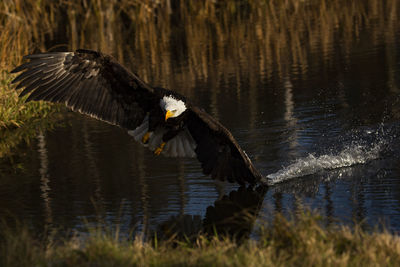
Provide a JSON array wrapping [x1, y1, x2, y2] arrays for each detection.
[[1, 211, 399, 267], [0, 71, 55, 129], [0, 71, 60, 158], [0, 70, 59, 157]]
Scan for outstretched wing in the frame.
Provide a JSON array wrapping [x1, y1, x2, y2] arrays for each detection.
[[186, 106, 263, 185], [11, 49, 156, 130]]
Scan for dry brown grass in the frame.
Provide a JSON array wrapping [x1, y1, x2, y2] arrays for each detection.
[[2, 0, 399, 86], [1, 211, 399, 267]]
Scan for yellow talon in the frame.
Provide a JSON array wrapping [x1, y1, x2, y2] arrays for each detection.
[[142, 132, 151, 144], [154, 142, 166, 155]]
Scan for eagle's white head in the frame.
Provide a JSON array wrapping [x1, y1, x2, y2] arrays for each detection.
[[160, 95, 187, 121]]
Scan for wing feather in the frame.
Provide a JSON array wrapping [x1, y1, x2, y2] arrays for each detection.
[[12, 65, 45, 84], [12, 49, 156, 129]]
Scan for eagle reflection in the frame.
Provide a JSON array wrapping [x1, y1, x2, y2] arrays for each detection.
[[155, 185, 267, 242]]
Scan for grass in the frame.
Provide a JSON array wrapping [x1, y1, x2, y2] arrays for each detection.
[[0, 211, 399, 267], [0, 71, 56, 129], [0, 1, 59, 157], [0, 70, 59, 157]]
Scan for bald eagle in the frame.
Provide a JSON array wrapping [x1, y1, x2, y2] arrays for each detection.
[[11, 49, 263, 185]]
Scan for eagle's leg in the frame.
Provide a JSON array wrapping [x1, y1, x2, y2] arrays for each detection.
[[142, 132, 152, 144], [154, 142, 166, 155], [153, 128, 181, 155]]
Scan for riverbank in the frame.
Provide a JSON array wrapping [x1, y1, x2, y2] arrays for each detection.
[[0, 70, 58, 157], [1, 212, 399, 267]]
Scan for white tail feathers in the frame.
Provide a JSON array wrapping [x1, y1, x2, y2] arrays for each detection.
[[162, 129, 197, 158], [128, 115, 197, 158]]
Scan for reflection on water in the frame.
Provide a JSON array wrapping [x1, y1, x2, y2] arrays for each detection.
[[37, 132, 52, 225], [156, 185, 267, 242], [1, 0, 400, 237]]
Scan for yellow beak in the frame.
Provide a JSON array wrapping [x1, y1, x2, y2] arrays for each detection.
[[165, 110, 174, 121]]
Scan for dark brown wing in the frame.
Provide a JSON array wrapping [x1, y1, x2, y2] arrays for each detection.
[[11, 49, 156, 130], [186, 106, 263, 185]]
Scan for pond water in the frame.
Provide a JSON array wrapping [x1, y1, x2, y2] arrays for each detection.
[[1, 1, 400, 238]]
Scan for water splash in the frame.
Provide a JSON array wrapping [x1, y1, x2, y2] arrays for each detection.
[[264, 127, 391, 186]]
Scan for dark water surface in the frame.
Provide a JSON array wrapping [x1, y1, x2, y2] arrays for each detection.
[[1, 2, 400, 237]]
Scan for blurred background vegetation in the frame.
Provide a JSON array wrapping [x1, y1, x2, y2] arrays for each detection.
[[1, 0, 399, 89]]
